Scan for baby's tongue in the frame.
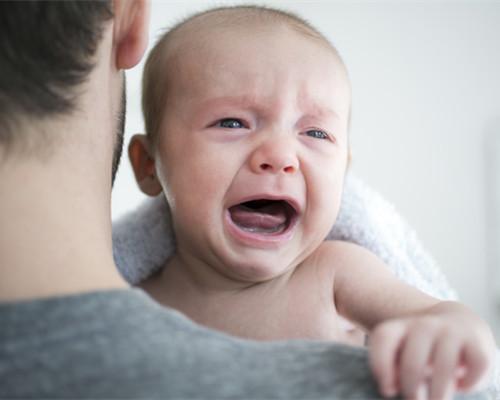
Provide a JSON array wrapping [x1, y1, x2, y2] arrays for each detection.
[[230, 202, 287, 232]]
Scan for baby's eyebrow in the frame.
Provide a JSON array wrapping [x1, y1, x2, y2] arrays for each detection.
[[195, 95, 341, 122], [197, 95, 261, 111], [299, 100, 340, 121]]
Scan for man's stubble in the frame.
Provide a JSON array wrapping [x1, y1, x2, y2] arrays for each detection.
[[111, 76, 126, 185]]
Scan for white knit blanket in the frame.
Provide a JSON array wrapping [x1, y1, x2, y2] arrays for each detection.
[[112, 173, 499, 397]]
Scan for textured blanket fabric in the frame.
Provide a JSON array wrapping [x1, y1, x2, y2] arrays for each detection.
[[112, 173, 499, 397]]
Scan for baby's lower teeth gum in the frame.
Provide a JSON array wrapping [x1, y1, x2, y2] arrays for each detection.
[[240, 223, 286, 234]]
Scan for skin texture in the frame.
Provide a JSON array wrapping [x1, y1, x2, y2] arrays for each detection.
[[130, 12, 497, 400]]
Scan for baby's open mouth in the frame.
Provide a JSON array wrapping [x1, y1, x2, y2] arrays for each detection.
[[228, 199, 298, 235]]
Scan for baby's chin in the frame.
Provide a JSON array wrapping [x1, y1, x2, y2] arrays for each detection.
[[213, 245, 313, 285], [215, 228, 332, 282]]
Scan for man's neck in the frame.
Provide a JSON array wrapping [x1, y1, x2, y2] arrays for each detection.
[[0, 153, 127, 302]]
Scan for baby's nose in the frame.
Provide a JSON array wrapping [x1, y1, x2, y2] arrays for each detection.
[[249, 139, 299, 175]]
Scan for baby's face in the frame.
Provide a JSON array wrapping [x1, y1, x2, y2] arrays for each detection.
[[154, 25, 350, 282]]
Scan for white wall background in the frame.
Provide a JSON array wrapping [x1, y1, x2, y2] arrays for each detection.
[[111, 0, 500, 340]]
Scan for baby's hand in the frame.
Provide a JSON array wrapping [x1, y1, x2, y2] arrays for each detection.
[[368, 301, 496, 399]]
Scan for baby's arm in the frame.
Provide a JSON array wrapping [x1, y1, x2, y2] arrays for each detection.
[[321, 241, 496, 399]]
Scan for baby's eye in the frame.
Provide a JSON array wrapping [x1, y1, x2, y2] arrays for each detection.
[[217, 118, 245, 129], [305, 129, 330, 140]]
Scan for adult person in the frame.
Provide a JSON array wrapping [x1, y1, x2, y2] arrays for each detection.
[[0, 1, 485, 399]]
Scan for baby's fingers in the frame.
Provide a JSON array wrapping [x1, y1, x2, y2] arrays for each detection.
[[369, 321, 407, 397], [398, 326, 434, 399], [428, 336, 460, 400], [456, 340, 491, 392]]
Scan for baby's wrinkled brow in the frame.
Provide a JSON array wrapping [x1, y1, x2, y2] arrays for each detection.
[[197, 95, 264, 111], [196, 95, 341, 119], [301, 103, 340, 121]]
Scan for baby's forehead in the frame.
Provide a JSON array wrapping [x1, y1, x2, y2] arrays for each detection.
[[161, 9, 345, 72], [170, 31, 347, 94]]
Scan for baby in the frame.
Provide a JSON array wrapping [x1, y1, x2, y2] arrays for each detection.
[[128, 5, 496, 399]]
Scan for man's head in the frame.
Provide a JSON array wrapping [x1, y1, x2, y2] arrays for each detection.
[[0, 0, 149, 182], [130, 6, 351, 283], [0, 1, 151, 300]]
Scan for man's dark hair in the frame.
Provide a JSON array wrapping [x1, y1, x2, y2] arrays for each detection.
[[0, 1, 113, 146]]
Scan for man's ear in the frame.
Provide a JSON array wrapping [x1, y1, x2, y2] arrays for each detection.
[[113, 0, 150, 69], [129, 134, 162, 196]]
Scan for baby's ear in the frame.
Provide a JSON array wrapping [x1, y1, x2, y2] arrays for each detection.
[[129, 134, 162, 196]]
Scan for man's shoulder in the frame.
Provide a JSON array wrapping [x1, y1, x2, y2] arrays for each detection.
[[0, 288, 193, 345], [0, 288, 202, 397], [1, 288, 167, 326]]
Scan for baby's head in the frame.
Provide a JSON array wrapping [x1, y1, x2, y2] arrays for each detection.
[[130, 5, 352, 282]]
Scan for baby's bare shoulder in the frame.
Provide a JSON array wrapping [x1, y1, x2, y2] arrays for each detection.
[[304, 240, 391, 284], [294, 241, 390, 293], [314, 240, 383, 267]]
